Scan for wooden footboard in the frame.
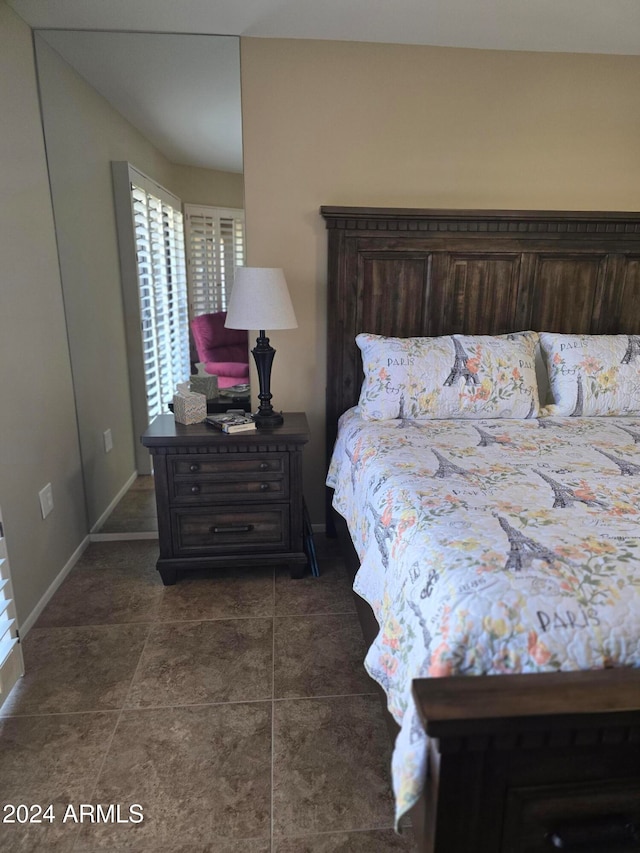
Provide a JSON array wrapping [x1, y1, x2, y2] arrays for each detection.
[[333, 511, 640, 853], [413, 670, 640, 852]]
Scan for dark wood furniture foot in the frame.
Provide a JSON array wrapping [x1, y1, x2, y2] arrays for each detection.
[[158, 564, 177, 586], [289, 561, 307, 579]]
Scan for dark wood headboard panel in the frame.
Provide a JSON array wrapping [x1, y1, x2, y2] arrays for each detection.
[[322, 206, 640, 454]]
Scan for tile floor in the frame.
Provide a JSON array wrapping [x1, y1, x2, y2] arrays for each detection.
[[98, 476, 157, 534], [0, 531, 416, 851]]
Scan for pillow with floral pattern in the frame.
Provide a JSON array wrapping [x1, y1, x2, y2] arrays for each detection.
[[540, 333, 640, 416], [356, 331, 541, 420]]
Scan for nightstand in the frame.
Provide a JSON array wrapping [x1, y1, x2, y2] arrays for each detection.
[[142, 412, 310, 585]]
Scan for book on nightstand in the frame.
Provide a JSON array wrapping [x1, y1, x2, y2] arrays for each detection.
[[205, 414, 256, 434]]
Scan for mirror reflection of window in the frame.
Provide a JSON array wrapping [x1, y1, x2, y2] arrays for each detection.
[[185, 205, 246, 317], [115, 167, 191, 421]]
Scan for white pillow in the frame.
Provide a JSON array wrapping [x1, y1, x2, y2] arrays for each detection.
[[356, 331, 541, 420], [540, 333, 640, 416]]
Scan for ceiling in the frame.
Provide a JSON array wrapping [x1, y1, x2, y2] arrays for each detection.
[[10, 0, 640, 55], [36, 30, 243, 172], [11, 0, 640, 173]]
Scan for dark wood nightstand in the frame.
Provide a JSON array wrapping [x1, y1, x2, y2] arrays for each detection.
[[141, 412, 310, 585]]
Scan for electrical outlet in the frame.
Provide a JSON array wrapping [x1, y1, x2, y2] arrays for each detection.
[[39, 483, 54, 519], [103, 428, 113, 453]]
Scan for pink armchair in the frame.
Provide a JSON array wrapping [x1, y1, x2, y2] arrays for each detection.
[[190, 311, 250, 389]]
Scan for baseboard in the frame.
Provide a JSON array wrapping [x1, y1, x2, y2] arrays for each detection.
[[20, 534, 91, 637], [90, 531, 158, 542], [90, 470, 138, 534]]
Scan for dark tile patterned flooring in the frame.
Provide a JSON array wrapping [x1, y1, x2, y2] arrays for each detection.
[[98, 476, 157, 534], [0, 497, 416, 850]]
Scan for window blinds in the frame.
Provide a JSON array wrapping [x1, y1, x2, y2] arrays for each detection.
[[0, 509, 24, 708], [132, 184, 190, 419], [184, 205, 245, 317]]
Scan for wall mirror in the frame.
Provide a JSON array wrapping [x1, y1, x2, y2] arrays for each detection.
[[33, 30, 245, 536]]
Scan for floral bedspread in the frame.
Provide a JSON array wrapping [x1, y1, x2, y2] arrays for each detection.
[[326, 408, 640, 825]]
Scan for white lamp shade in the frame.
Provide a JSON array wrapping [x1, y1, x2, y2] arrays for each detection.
[[225, 267, 298, 331]]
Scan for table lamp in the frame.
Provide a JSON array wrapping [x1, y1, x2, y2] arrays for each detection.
[[225, 267, 298, 428]]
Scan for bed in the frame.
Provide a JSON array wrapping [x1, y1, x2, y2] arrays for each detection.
[[321, 207, 640, 852]]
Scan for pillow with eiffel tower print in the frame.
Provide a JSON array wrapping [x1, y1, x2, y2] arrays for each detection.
[[355, 332, 541, 420], [540, 333, 640, 416]]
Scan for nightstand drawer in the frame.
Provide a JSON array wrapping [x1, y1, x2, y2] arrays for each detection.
[[171, 454, 286, 478], [172, 506, 290, 554], [171, 475, 287, 504]]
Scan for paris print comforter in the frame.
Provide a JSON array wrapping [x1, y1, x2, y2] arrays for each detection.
[[326, 407, 640, 825]]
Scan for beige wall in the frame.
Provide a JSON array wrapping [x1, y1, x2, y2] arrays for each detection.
[[240, 37, 640, 522], [35, 36, 177, 527], [0, 17, 246, 626], [171, 164, 244, 209], [35, 37, 246, 528], [0, 4, 86, 624], [2, 14, 639, 625]]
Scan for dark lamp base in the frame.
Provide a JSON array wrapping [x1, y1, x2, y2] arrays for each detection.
[[251, 331, 284, 430], [253, 411, 284, 429]]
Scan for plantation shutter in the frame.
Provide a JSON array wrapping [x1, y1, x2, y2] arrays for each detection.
[[131, 180, 190, 420], [0, 508, 24, 708], [184, 205, 245, 318]]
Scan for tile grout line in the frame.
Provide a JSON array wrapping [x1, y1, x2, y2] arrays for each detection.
[[18, 541, 369, 850], [70, 623, 156, 852], [7, 533, 376, 846], [34, 611, 305, 630], [277, 823, 400, 840], [273, 690, 379, 702], [0, 692, 380, 720]]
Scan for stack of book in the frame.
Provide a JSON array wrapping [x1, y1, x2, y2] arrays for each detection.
[[205, 413, 256, 434]]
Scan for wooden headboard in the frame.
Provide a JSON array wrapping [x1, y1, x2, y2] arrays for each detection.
[[322, 206, 640, 454]]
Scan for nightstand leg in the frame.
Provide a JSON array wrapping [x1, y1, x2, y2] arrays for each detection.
[[289, 562, 306, 580], [158, 564, 177, 586]]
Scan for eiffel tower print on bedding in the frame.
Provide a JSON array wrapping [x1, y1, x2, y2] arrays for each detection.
[[327, 408, 640, 826], [540, 333, 640, 417]]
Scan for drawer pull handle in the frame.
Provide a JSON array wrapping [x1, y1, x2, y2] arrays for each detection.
[[260, 482, 270, 492], [259, 462, 269, 471], [547, 816, 639, 849], [189, 463, 200, 472], [190, 485, 201, 494], [210, 524, 254, 534]]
